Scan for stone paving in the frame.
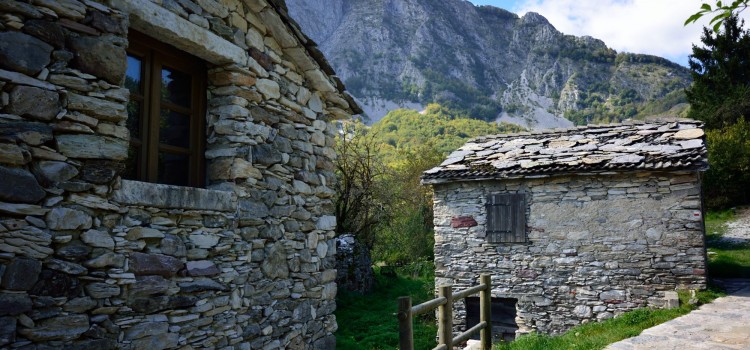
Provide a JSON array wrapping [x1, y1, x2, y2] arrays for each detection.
[[605, 279, 750, 350]]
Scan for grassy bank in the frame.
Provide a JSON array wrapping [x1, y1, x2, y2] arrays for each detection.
[[336, 268, 437, 350], [705, 209, 750, 278], [493, 289, 723, 350]]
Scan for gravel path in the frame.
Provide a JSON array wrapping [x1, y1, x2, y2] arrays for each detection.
[[720, 207, 750, 245]]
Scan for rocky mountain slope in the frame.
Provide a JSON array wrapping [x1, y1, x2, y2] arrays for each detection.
[[285, 0, 691, 129]]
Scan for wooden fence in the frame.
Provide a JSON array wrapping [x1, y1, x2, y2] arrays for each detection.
[[397, 274, 492, 350]]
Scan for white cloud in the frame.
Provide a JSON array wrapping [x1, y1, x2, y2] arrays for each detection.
[[513, 0, 750, 66]]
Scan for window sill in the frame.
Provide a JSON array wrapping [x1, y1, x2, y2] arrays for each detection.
[[112, 179, 237, 211]]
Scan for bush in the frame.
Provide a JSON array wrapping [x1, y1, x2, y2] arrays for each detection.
[[704, 119, 750, 208]]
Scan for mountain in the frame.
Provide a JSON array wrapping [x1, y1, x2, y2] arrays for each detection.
[[285, 0, 691, 130]]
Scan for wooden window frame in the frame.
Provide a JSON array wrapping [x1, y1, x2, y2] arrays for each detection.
[[125, 30, 207, 187], [486, 193, 527, 243]]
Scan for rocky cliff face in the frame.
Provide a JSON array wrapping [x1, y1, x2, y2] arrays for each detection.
[[287, 0, 691, 129]]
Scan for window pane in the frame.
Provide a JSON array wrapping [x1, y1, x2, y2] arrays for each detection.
[[127, 100, 141, 139], [126, 55, 142, 94], [123, 145, 141, 180], [161, 66, 191, 107], [159, 109, 190, 148], [158, 152, 189, 186]]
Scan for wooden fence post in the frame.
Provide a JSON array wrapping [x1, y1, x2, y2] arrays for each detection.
[[438, 285, 453, 350], [480, 274, 492, 350], [398, 296, 413, 350]]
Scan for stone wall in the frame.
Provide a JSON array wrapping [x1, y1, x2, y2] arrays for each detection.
[[432, 172, 707, 336], [0, 0, 351, 348]]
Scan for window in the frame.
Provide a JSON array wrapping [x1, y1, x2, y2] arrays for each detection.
[[486, 193, 526, 243], [123, 31, 206, 187]]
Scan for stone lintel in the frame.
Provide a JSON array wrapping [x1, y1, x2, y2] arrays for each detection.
[[111, 0, 247, 66], [112, 180, 237, 211]]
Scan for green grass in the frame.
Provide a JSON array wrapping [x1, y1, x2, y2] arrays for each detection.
[[336, 269, 437, 350], [705, 208, 750, 278], [493, 289, 724, 350]]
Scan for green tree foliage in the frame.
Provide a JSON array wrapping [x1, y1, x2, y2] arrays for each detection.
[[703, 119, 750, 208], [372, 144, 443, 265], [334, 105, 523, 265], [686, 15, 750, 129], [370, 104, 523, 161], [686, 0, 750, 32], [334, 122, 393, 249]]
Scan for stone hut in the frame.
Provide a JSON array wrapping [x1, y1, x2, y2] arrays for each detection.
[[422, 121, 708, 340], [0, 0, 360, 348]]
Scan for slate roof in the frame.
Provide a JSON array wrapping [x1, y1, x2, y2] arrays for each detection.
[[422, 120, 708, 183]]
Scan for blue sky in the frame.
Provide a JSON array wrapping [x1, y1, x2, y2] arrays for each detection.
[[465, 0, 748, 67], [468, 0, 524, 12]]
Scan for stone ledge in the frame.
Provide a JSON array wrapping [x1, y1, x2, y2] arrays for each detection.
[[112, 180, 237, 211], [111, 0, 247, 66]]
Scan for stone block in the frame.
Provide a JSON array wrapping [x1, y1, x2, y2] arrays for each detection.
[[69, 36, 126, 84], [261, 244, 289, 279], [115, 0, 246, 65], [451, 216, 478, 228], [0, 143, 30, 165], [0, 292, 31, 316], [84, 252, 125, 268], [129, 252, 184, 277], [178, 278, 227, 293], [56, 134, 129, 160], [255, 78, 280, 99], [6, 85, 60, 121], [124, 321, 169, 340], [316, 215, 336, 231], [46, 259, 87, 276], [0, 166, 45, 204], [209, 70, 256, 86], [85, 282, 121, 298], [18, 315, 89, 341], [0, 316, 15, 346], [32, 160, 79, 185], [127, 227, 165, 240], [112, 179, 237, 211], [81, 229, 115, 249], [664, 291, 679, 309], [186, 260, 220, 276], [1, 257, 41, 291], [0, 121, 53, 145], [46, 207, 92, 230], [0, 31, 53, 75], [66, 93, 127, 122]]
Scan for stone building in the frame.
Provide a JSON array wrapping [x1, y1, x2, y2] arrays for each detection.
[[422, 121, 708, 339], [0, 0, 360, 348]]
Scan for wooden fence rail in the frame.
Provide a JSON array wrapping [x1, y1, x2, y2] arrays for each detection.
[[397, 274, 492, 350]]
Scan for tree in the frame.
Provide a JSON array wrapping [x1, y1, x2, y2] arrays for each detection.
[[372, 143, 443, 265], [686, 0, 750, 32], [333, 122, 392, 249], [686, 15, 750, 128]]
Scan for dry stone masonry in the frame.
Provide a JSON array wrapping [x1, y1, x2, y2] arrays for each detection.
[[0, 0, 359, 349], [423, 121, 708, 337]]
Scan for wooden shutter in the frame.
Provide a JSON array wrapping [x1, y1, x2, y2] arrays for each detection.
[[486, 193, 526, 243]]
